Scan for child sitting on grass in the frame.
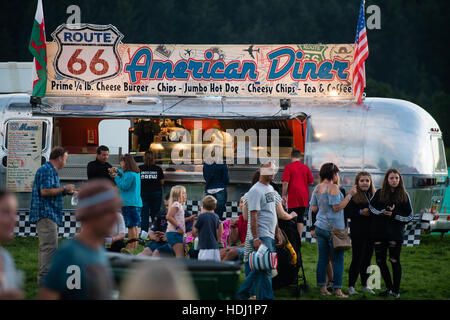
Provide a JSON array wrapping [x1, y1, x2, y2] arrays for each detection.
[[193, 195, 223, 262]]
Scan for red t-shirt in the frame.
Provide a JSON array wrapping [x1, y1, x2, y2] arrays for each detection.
[[237, 214, 247, 244], [281, 161, 314, 208]]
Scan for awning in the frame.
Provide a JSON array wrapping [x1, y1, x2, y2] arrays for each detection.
[[32, 95, 355, 120]]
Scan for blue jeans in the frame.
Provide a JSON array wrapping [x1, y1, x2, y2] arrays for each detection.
[[237, 237, 275, 300], [207, 189, 227, 221], [315, 227, 345, 289], [244, 260, 256, 297], [141, 190, 163, 233]]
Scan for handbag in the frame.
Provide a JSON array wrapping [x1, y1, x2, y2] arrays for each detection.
[[319, 188, 352, 251], [248, 250, 278, 271]]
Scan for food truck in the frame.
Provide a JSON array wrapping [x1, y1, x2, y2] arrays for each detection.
[[1, 24, 448, 240]]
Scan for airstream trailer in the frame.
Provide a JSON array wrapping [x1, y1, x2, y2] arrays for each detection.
[[1, 59, 448, 237]]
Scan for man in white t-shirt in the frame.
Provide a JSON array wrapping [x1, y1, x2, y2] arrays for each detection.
[[237, 162, 297, 300]]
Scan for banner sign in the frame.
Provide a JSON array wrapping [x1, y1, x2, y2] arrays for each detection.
[[6, 121, 43, 192], [46, 24, 355, 99]]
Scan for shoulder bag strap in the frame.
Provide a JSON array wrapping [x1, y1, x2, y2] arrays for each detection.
[[318, 184, 333, 230]]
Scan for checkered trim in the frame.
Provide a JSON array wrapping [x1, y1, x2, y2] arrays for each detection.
[[13, 206, 423, 246], [15, 210, 80, 238], [185, 200, 241, 219], [402, 219, 422, 247]]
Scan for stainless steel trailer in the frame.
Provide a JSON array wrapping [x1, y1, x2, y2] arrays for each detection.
[[0, 93, 448, 233]]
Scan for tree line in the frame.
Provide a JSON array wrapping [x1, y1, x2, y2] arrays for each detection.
[[1, 0, 449, 154]]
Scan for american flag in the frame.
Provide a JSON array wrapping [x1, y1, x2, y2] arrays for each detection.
[[352, 0, 369, 104]]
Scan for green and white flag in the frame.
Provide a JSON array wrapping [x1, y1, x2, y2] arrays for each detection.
[[28, 0, 47, 97]]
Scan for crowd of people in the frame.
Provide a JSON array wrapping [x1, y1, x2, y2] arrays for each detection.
[[0, 146, 413, 300]]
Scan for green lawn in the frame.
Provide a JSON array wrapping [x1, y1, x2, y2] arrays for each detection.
[[3, 234, 450, 300]]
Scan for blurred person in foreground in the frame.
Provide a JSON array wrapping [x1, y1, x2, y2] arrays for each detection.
[[37, 179, 120, 300], [237, 162, 297, 300], [0, 190, 23, 300], [120, 259, 196, 300]]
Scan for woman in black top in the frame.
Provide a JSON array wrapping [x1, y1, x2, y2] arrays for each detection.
[[369, 168, 413, 298], [139, 151, 164, 233], [344, 172, 375, 295]]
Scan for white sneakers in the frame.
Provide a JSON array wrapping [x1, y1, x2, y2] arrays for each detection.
[[348, 286, 375, 295], [361, 287, 376, 294], [348, 287, 358, 295]]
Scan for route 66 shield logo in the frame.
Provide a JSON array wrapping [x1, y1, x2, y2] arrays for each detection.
[[51, 24, 123, 84]]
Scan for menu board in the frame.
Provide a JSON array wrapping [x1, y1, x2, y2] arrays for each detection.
[[6, 121, 43, 192]]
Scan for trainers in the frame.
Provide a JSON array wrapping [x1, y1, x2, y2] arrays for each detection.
[[378, 289, 392, 297], [362, 287, 375, 294], [391, 292, 400, 298], [249, 295, 257, 300], [348, 287, 358, 295]]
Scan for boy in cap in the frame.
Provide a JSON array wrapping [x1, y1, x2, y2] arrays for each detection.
[[37, 179, 121, 300]]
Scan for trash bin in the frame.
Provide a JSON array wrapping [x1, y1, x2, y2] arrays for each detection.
[[107, 252, 242, 300]]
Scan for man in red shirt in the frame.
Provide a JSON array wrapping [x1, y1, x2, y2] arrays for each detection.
[[281, 149, 314, 240]]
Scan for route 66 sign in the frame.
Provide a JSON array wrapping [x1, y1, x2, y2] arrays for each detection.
[[51, 24, 123, 83]]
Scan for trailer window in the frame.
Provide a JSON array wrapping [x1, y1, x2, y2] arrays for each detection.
[[4, 120, 47, 150], [431, 136, 447, 173]]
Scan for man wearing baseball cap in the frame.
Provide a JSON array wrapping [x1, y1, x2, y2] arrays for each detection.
[[37, 179, 121, 300]]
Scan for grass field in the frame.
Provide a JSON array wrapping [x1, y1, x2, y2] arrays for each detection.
[[3, 234, 450, 300]]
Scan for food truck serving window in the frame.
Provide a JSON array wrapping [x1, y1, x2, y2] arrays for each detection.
[[431, 136, 447, 173], [129, 118, 300, 169]]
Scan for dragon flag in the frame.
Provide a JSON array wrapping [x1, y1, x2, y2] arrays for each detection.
[[28, 0, 47, 97]]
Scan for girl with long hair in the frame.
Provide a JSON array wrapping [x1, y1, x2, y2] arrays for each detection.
[[344, 172, 376, 295], [368, 168, 413, 298], [110, 154, 142, 251], [165, 185, 187, 258]]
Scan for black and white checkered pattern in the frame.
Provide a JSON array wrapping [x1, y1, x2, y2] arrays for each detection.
[[185, 200, 241, 219], [15, 210, 80, 238], [402, 219, 422, 247], [13, 207, 423, 246]]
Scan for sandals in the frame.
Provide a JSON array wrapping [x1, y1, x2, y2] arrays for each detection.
[[335, 291, 349, 298], [320, 290, 332, 296]]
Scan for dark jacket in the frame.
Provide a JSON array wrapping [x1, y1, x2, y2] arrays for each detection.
[[344, 191, 373, 238], [202, 162, 229, 190], [87, 159, 113, 182], [368, 189, 413, 241]]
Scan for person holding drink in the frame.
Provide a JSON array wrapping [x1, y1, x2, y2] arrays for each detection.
[[109, 154, 142, 251]]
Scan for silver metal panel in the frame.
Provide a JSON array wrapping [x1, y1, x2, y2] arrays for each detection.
[[304, 98, 446, 177]]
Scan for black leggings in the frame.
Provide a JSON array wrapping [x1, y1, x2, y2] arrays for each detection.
[[349, 236, 374, 287], [374, 240, 402, 293]]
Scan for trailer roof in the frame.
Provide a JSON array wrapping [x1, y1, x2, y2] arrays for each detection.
[[33, 95, 358, 119]]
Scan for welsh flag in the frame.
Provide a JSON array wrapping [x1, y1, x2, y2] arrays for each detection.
[[28, 0, 47, 97]]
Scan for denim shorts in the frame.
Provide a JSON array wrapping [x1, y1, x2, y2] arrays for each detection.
[[146, 241, 174, 256], [122, 206, 142, 228], [166, 232, 184, 246]]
